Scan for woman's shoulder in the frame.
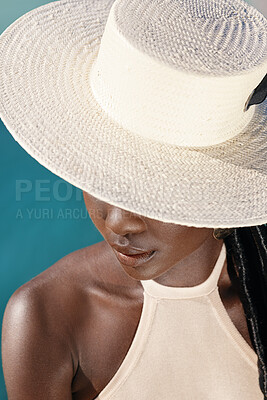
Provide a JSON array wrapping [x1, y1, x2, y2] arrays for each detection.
[[2, 241, 144, 398], [5, 241, 106, 311], [1, 242, 111, 398], [3, 240, 142, 337]]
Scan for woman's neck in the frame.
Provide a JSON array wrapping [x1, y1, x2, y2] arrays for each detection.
[[153, 236, 224, 288]]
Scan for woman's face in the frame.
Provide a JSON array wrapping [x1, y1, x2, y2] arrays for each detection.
[[83, 192, 218, 282]]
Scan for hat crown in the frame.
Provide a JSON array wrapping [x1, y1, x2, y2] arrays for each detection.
[[89, 0, 267, 147], [114, 0, 267, 75]]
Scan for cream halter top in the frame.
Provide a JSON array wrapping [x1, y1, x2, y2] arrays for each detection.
[[96, 243, 262, 399]]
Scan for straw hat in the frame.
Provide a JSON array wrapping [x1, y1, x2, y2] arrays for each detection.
[[0, 0, 266, 228]]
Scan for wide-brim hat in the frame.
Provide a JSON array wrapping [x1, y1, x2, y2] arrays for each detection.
[[0, 0, 266, 228]]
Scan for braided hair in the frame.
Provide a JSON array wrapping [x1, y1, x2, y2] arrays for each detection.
[[223, 73, 267, 398], [223, 224, 267, 399]]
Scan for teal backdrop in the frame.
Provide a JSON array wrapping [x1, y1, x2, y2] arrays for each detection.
[[0, 0, 266, 398], [0, 1, 104, 397]]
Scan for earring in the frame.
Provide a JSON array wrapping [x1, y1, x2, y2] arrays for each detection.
[[213, 228, 234, 240]]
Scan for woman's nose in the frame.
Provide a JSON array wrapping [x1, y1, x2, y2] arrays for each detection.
[[105, 205, 146, 236]]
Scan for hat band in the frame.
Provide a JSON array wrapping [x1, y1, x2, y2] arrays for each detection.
[[89, 3, 267, 147]]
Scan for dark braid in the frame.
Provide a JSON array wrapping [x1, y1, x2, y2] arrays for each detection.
[[223, 224, 267, 399]]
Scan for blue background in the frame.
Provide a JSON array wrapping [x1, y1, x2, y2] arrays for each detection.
[[0, 0, 266, 398], [0, 1, 104, 397]]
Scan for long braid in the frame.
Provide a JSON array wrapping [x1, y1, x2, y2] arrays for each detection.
[[223, 224, 267, 398], [222, 72, 267, 397]]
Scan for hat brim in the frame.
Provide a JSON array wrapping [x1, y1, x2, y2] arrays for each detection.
[[0, 0, 266, 228]]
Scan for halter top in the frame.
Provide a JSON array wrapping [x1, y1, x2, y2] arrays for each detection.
[[96, 243, 262, 399]]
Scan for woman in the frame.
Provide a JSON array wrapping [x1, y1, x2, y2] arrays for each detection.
[[2, 192, 266, 399], [0, 0, 267, 398]]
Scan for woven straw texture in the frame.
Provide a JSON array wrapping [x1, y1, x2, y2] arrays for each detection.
[[114, 0, 267, 74], [0, 0, 266, 228]]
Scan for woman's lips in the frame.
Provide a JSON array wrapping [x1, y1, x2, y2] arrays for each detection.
[[114, 249, 156, 267]]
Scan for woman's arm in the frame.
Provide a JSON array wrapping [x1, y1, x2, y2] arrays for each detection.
[[2, 286, 74, 400]]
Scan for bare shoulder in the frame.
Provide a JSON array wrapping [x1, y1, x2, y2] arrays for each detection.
[[2, 241, 106, 322], [1, 243, 111, 400], [3, 240, 140, 335], [2, 241, 143, 398], [3, 240, 137, 324]]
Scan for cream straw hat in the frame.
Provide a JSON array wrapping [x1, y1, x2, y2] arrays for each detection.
[[0, 0, 266, 228]]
